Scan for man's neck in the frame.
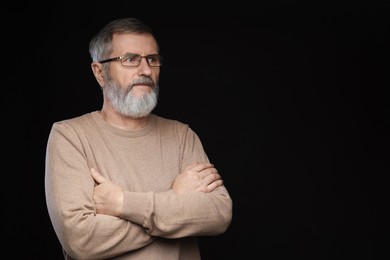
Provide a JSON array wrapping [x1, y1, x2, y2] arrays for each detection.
[[100, 108, 149, 131]]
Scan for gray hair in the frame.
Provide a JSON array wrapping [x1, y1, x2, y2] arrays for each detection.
[[89, 17, 158, 63]]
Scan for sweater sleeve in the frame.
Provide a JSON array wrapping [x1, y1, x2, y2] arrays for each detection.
[[45, 123, 155, 259], [120, 124, 233, 238]]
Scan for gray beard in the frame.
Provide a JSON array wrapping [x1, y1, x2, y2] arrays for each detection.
[[104, 79, 159, 118]]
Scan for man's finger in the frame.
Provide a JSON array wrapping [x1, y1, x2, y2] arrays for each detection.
[[189, 162, 214, 172], [184, 162, 199, 170], [90, 168, 107, 184]]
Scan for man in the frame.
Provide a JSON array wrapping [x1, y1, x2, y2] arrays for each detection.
[[45, 17, 233, 259]]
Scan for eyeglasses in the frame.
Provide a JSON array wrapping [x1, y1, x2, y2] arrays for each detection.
[[99, 53, 163, 67]]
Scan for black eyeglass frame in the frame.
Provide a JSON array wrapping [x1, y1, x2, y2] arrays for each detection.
[[98, 53, 163, 67]]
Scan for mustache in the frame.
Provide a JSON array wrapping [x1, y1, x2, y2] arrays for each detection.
[[131, 77, 156, 88]]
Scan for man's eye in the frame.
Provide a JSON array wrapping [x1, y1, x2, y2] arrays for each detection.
[[123, 56, 137, 63], [123, 55, 139, 63], [148, 55, 158, 62]]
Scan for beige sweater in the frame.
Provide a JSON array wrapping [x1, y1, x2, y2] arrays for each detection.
[[45, 111, 233, 260]]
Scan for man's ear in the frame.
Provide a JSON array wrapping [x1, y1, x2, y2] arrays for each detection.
[[91, 62, 106, 87]]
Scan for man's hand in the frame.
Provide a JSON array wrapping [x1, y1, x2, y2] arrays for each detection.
[[171, 162, 223, 194], [90, 168, 124, 217]]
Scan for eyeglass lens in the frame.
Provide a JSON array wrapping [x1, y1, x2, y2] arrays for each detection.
[[122, 54, 162, 67]]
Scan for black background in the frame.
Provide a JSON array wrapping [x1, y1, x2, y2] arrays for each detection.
[[6, 1, 389, 259]]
